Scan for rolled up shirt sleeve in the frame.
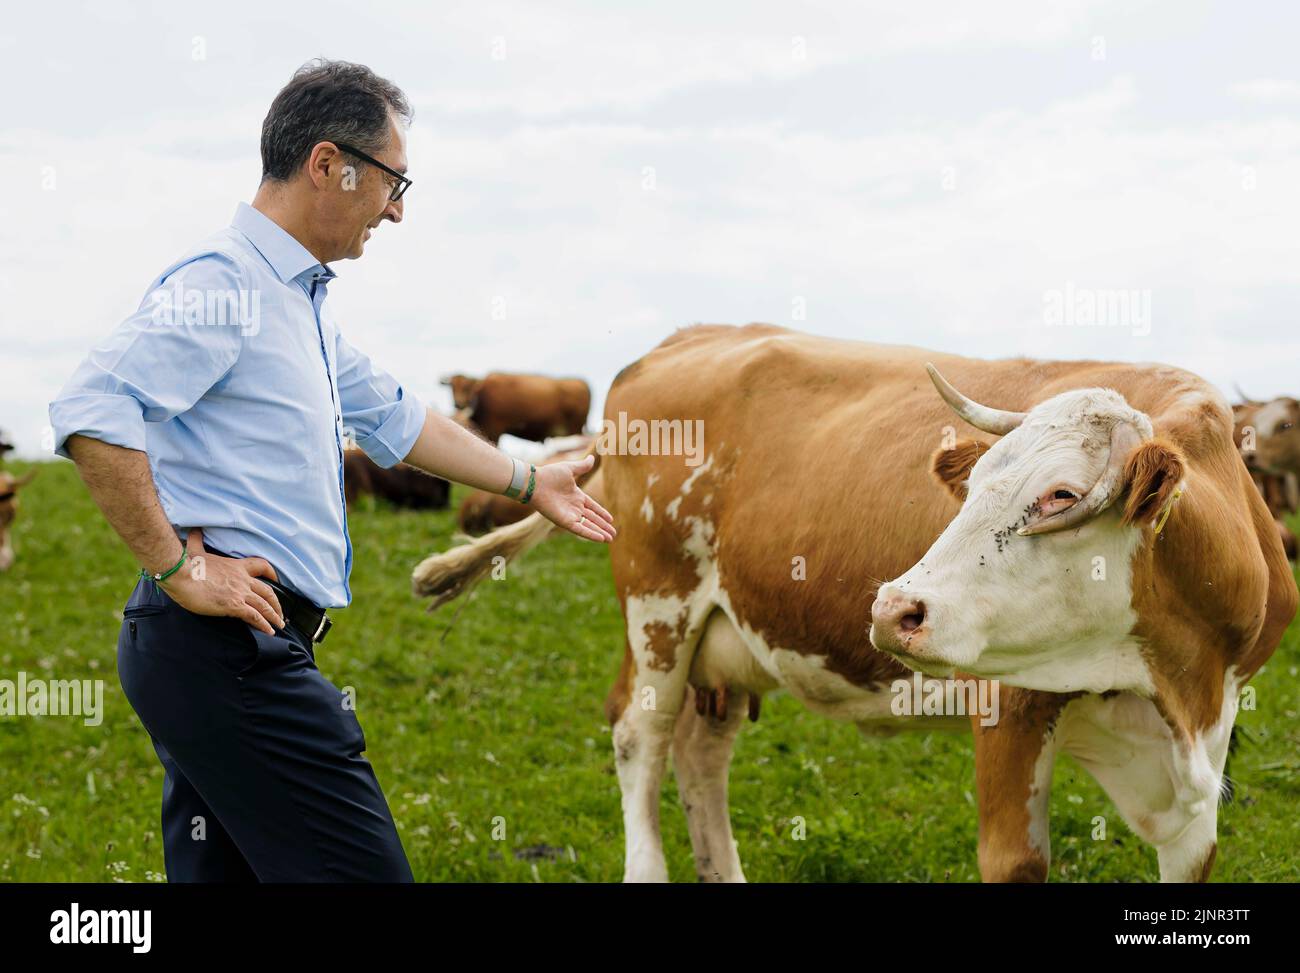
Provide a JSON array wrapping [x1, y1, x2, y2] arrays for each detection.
[[334, 330, 426, 468], [49, 254, 246, 459]]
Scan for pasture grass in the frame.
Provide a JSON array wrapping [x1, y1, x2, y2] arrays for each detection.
[[1, 458, 1297, 882]]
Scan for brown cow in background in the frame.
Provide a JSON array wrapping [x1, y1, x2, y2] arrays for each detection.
[[343, 449, 449, 511], [457, 437, 593, 535], [1233, 394, 1300, 559], [442, 373, 590, 444]]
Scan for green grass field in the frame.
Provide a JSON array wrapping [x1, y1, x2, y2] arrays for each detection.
[[2, 458, 1298, 882]]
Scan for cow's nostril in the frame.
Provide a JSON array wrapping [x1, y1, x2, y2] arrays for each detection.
[[899, 601, 926, 632]]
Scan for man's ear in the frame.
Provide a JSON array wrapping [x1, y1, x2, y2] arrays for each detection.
[[930, 439, 990, 501], [1121, 439, 1185, 528]]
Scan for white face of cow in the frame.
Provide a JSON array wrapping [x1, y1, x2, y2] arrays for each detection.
[[870, 375, 1181, 693]]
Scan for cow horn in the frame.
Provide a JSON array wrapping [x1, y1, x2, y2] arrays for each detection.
[[1017, 421, 1143, 536], [1233, 383, 1262, 407], [925, 363, 1027, 435]]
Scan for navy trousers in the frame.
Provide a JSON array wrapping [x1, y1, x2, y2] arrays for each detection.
[[116, 577, 413, 882]]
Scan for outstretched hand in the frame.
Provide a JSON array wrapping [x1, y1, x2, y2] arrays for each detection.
[[161, 528, 286, 634], [529, 454, 617, 542]]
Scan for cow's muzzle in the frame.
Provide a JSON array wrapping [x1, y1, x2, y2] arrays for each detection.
[[869, 590, 928, 658]]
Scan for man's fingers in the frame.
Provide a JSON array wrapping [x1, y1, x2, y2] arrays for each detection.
[[242, 557, 281, 583], [580, 509, 616, 538], [572, 514, 613, 543], [246, 592, 283, 631], [572, 522, 610, 543], [582, 493, 615, 527], [581, 500, 616, 536], [250, 582, 285, 629], [237, 603, 276, 635]]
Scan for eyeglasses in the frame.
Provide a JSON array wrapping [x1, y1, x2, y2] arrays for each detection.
[[331, 141, 412, 202]]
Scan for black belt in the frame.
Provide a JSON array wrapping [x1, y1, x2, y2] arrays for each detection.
[[264, 578, 332, 644]]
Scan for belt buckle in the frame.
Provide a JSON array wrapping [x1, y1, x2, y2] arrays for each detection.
[[312, 613, 332, 643]]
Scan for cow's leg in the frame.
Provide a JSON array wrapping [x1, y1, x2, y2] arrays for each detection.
[[607, 646, 676, 883], [672, 688, 748, 882], [1057, 692, 1231, 883], [971, 687, 1067, 883], [607, 591, 703, 882], [1154, 801, 1219, 883]]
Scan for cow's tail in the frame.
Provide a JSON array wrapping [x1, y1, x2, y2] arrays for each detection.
[[412, 453, 605, 611]]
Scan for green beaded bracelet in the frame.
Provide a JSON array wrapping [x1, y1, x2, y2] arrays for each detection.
[[140, 550, 187, 585], [520, 465, 537, 504]]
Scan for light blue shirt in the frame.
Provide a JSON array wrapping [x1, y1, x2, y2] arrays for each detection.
[[49, 203, 428, 609]]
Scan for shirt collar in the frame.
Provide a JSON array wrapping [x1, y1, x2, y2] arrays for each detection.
[[231, 202, 335, 285]]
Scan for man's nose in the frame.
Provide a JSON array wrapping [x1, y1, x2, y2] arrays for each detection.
[[384, 196, 403, 224], [869, 588, 928, 654]]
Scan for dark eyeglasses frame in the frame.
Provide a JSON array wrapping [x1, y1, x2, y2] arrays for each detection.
[[331, 141, 412, 202]]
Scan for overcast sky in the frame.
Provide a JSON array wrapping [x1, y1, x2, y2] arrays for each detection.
[[3, 0, 1298, 458]]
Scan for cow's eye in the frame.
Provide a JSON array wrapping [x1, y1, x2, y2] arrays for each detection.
[[1032, 486, 1080, 519]]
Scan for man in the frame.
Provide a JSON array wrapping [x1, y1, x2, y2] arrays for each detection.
[[48, 59, 615, 882]]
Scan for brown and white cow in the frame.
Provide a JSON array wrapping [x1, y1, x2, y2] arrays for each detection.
[[413, 324, 1296, 883], [441, 372, 591, 444], [1232, 395, 1300, 560], [0, 469, 37, 571]]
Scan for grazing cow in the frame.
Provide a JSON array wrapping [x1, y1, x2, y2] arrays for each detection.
[[458, 438, 593, 535], [441, 372, 591, 444], [0, 469, 37, 571], [1232, 396, 1300, 559], [413, 324, 1296, 883], [343, 449, 449, 511]]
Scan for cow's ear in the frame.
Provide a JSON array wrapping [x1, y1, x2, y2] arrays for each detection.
[[930, 439, 990, 501], [1121, 439, 1185, 528]]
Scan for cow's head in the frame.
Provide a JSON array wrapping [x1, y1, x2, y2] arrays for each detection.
[[1237, 396, 1300, 479], [869, 366, 1185, 690], [441, 374, 482, 413], [0, 469, 37, 572]]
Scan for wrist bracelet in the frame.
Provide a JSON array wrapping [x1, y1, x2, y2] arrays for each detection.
[[520, 464, 538, 504], [503, 456, 528, 499], [140, 550, 187, 585]]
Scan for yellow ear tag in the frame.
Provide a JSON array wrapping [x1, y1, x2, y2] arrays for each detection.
[[1152, 488, 1182, 536]]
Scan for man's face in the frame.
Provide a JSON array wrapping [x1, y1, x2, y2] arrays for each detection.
[[326, 113, 408, 261]]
